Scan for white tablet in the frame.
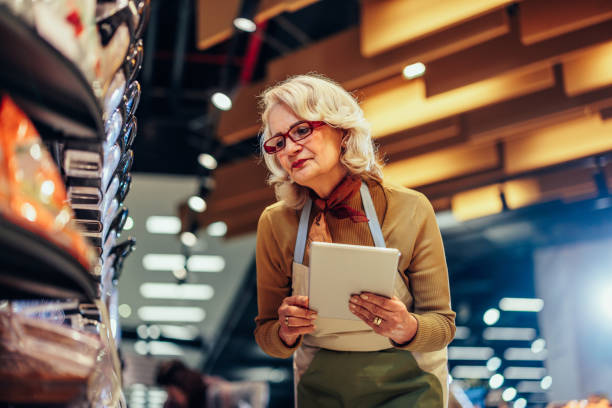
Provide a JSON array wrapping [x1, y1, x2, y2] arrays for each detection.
[[308, 242, 400, 321]]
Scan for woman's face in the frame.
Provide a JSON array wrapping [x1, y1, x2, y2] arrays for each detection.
[[268, 103, 346, 197]]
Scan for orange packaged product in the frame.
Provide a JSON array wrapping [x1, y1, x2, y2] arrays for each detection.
[[0, 94, 95, 270]]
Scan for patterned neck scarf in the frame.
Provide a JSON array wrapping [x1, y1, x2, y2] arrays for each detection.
[[306, 175, 368, 249]]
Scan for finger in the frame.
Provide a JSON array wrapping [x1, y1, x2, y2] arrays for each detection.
[[284, 295, 310, 308], [349, 302, 382, 331], [350, 295, 389, 318], [358, 292, 402, 312], [285, 316, 316, 327], [284, 305, 317, 319]]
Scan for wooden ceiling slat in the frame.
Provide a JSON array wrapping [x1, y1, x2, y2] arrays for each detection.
[[519, 0, 612, 45], [382, 143, 500, 188], [425, 19, 612, 97], [504, 115, 612, 175], [218, 10, 510, 144], [464, 82, 612, 145], [562, 41, 612, 97], [362, 66, 555, 139], [359, 0, 514, 57]]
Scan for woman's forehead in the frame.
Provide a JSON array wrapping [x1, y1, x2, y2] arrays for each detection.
[[267, 103, 302, 133]]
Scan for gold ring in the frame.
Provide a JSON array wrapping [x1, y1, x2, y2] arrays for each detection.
[[373, 316, 382, 326], [285, 316, 289, 326]]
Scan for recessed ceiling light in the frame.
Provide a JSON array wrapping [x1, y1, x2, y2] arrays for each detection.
[[198, 153, 218, 170], [139, 283, 214, 300], [402, 62, 426, 79], [145, 216, 181, 234], [188, 196, 207, 213], [489, 373, 504, 389], [499, 297, 544, 312], [180, 231, 198, 247], [187, 255, 225, 272], [207, 221, 227, 237], [137, 306, 206, 322], [483, 308, 500, 325], [233, 17, 256, 32], [211, 92, 232, 111], [142, 254, 185, 271]]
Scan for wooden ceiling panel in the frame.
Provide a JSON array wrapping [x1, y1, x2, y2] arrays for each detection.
[[362, 66, 555, 139], [425, 19, 612, 97], [383, 143, 500, 188], [505, 114, 612, 175], [360, 0, 514, 57], [562, 41, 612, 97], [519, 0, 612, 45], [451, 184, 503, 221]]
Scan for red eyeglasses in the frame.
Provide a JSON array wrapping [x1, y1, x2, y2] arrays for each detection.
[[263, 121, 326, 154]]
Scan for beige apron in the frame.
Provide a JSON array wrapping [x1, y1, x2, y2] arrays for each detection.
[[290, 182, 414, 401]]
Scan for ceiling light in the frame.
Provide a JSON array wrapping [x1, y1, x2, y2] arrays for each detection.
[[148, 341, 184, 356], [137, 306, 206, 322], [402, 62, 426, 80], [134, 340, 148, 355], [503, 366, 546, 380], [173, 268, 188, 280], [197, 153, 218, 170], [504, 347, 547, 361], [233, 17, 256, 32], [187, 255, 225, 272], [180, 231, 198, 247], [448, 346, 494, 360], [147, 325, 161, 339], [499, 297, 544, 312], [159, 325, 199, 341], [531, 338, 546, 353], [483, 308, 500, 325], [118, 303, 132, 318], [483, 327, 536, 341], [188, 195, 207, 212], [450, 365, 491, 379], [514, 398, 527, 408], [516, 380, 543, 393], [137, 324, 148, 339], [142, 254, 185, 271], [486, 356, 502, 371], [502, 387, 517, 401], [489, 373, 504, 389], [124, 216, 134, 231], [145, 216, 181, 234], [540, 375, 552, 390], [139, 283, 214, 300], [211, 92, 232, 111], [453, 326, 471, 340], [207, 221, 227, 237]]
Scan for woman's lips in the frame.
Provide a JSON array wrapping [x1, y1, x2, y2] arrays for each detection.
[[292, 159, 308, 169]]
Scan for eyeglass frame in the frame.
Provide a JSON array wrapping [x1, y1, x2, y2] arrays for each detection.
[[263, 120, 326, 154]]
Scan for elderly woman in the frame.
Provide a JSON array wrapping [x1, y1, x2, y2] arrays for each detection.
[[254, 74, 455, 407]]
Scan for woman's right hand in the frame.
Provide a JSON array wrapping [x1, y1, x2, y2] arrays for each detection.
[[277, 295, 317, 347]]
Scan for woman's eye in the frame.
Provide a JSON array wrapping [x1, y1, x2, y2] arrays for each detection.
[[294, 125, 311, 137], [274, 138, 284, 148]]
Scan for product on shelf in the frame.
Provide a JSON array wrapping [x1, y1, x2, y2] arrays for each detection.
[[0, 94, 96, 269]]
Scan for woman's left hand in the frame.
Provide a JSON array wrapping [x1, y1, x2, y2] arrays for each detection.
[[349, 292, 418, 345]]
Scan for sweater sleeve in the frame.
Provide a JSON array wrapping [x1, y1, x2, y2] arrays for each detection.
[[394, 193, 456, 352], [253, 208, 302, 358]]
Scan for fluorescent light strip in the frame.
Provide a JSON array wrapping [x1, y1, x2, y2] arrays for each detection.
[[187, 255, 225, 272], [454, 326, 471, 340], [448, 346, 494, 360], [499, 297, 544, 312], [142, 254, 185, 271], [517, 380, 545, 393], [504, 347, 547, 361], [450, 365, 492, 379], [159, 325, 200, 341], [504, 366, 546, 380], [483, 327, 536, 341], [140, 283, 214, 300], [145, 216, 181, 234], [138, 306, 205, 322], [148, 341, 184, 356]]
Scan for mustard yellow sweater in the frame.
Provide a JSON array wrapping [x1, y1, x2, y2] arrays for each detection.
[[254, 179, 456, 358]]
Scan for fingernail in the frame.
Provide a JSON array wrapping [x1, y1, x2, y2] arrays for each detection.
[[360, 294, 368, 300]]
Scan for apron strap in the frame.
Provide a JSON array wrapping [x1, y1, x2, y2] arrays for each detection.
[[360, 181, 385, 248], [294, 181, 385, 264], [294, 198, 312, 265]]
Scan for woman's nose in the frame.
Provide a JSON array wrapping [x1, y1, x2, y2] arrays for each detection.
[[284, 137, 302, 154]]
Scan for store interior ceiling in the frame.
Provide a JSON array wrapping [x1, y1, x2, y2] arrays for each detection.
[[122, 0, 612, 405]]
